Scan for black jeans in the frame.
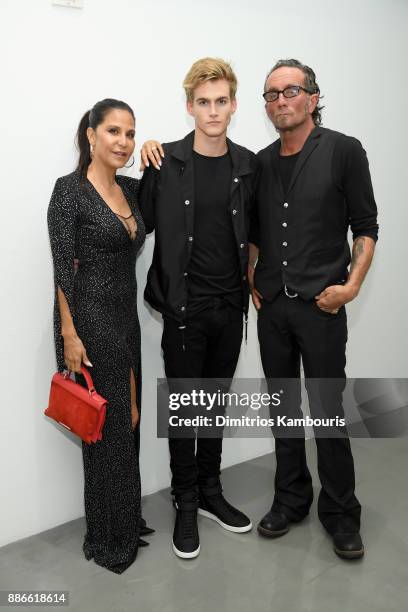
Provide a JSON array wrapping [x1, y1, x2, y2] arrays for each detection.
[[162, 300, 243, 496], [257, 290, 361, 534]]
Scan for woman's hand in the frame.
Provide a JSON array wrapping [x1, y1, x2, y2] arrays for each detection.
[[63, 332, 93, 373], [139, 140, 164, 171]]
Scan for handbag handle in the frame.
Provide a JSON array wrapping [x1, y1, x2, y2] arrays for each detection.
[[64, 365, 96, 395]]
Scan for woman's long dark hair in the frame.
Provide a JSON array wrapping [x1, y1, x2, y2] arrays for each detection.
[[76, 98, 135, 180]]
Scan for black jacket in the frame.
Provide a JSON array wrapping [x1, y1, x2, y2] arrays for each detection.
[[139, 130, 258, 322], [250, 126, 379, 302]]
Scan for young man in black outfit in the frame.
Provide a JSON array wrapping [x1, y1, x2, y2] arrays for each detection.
[[249, 59, 379, 559], [139, 58, 256, 559]]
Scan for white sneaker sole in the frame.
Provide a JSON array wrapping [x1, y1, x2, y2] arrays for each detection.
[[198, 508, 253, 533], [172, 542, 200, 559]]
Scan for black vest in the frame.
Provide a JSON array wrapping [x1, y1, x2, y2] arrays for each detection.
[[254, 127, 351, 301]]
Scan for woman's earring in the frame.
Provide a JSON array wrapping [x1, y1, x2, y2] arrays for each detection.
[[125, 155, 135, 168], [90, 144, 94, 157]]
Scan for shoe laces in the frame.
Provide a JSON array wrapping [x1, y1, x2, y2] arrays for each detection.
[[181, 508, 196, 539], [207, 493, 242, 516], [175, 497, 198, 539]]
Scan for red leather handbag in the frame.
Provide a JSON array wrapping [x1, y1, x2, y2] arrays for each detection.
[[44, 366, 107, 444]]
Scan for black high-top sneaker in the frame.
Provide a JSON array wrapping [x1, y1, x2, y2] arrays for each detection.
[[198, 477, 252, 533], [172, 491, 200, 559]]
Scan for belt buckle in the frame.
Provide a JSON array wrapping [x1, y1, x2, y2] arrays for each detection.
[[284, 284, 298, 299]]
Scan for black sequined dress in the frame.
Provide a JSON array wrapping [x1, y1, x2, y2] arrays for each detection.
[[47, 170, 147, 573]]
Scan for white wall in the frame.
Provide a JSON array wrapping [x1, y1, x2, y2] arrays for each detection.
[[0, 0, 406, 547]]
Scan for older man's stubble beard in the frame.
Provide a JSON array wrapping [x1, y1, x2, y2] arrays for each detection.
[[272, 101, 310, 133]]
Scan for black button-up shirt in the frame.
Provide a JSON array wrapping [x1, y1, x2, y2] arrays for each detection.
[[250, 126, 379, 302]]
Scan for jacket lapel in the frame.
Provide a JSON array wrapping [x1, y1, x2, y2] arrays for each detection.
[[171, 130, 195, 164], [171, 130, 195, 214], [286, 127, 322, 195], [170, 131, 195, 205], [171, 131, 195, 254]]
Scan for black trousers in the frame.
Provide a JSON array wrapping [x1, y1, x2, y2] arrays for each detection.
[[257, 290, 361, 534], [162, 300, 243, 496]]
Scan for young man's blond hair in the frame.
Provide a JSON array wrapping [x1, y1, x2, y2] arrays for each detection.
[[183, 57, 238, 102]]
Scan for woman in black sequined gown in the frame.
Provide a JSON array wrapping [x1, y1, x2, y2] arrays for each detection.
[[47, 99, 153, 574]]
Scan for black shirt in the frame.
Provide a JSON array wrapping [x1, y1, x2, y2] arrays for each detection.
[[187, 150, 242, 315], [279, 152, 300, 196]]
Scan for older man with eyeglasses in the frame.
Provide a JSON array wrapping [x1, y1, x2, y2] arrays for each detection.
[[249, 58, 379, 559]]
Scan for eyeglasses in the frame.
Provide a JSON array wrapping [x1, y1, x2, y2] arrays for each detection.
[[262, 85, 318, 103]]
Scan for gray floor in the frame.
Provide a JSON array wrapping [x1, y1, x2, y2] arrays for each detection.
[[1, 438, 407, 612]]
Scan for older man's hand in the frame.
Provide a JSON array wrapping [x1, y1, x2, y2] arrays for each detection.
[[314, 284, 359, 313]]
